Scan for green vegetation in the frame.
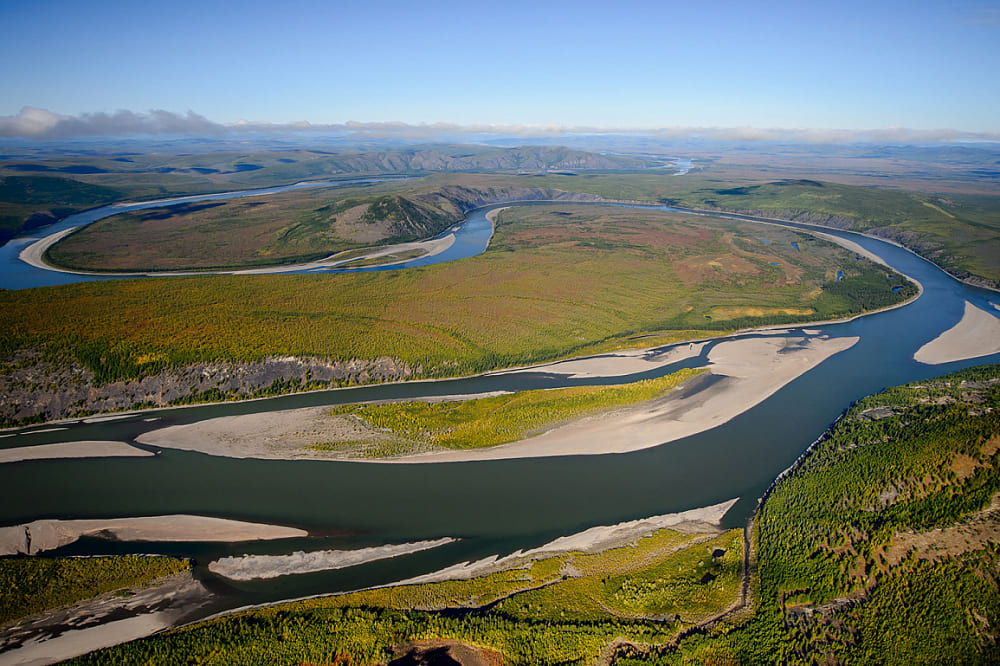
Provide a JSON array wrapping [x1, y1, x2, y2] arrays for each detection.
[[69, 526, 742, 665], [0, 555, 190, 625], [322, 369, 702, 456], [617, 364, 1000, 665], [495, 530, 742, 624], [663, 180, 1000, 286]]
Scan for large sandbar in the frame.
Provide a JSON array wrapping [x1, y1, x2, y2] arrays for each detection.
[[135, 334, 856, 463], [914, 300, 1000, 365], [0, 515, 308, 555], [0, 440, 152, 464], [392, 334, 857, 463]]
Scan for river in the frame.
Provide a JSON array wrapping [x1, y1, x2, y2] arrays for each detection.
[[1, 187, 999, 620]]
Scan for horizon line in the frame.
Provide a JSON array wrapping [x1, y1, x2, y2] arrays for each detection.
[[1, 107, 999, 145]]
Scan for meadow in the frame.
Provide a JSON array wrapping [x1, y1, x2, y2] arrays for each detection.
[[512, 173, 1000, 287], [45, 177, 462, 271]]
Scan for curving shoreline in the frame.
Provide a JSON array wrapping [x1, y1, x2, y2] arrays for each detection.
[[134, 333, 859, 463]]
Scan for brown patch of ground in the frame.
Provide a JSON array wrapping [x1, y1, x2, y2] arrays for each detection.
[[385, 639, 503, 666], [951, 452, 981, 480], [332, 202, 386, 243], [674, 253, 762, 286], [885, 493, 1000, 566]]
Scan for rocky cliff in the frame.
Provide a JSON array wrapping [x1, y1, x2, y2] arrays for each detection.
[[0, 351, 418, 426]]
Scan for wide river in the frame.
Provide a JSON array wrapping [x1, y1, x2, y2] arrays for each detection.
[[1, 183, 999, 619]]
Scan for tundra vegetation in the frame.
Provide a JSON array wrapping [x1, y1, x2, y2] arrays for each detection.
[[63, 365, 1000, 664], [0, 204, 914, 425], [0, 146, 651, 243], [511, 173, 1000, 287]]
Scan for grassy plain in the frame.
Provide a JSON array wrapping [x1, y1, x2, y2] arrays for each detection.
[[0, 205, 912, 390], [68, 525, 742, 665], [320, 369, 702, 457], [0, 556, 190, 625]]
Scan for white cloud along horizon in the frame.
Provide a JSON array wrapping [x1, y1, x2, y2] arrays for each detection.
[[1, 107, 998, 145]]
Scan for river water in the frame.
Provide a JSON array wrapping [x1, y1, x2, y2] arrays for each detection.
[[1, 188, 999, 617]]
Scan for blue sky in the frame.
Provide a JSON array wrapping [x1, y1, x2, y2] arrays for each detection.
[[2, 0, 998, 133]]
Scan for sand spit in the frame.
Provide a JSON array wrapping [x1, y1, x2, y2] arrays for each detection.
[[811, 230, 891, 267], [209, 537, 458, 581], [0, 516, 308, 555], [521, 498, 738, 556], [232, 233, 457, 275], [0, 570, 210, 666], [0, 441, 152, 464], [393, 334, 858, 463], [395, 499, 738, 586], [914, 301, 1000, 365]]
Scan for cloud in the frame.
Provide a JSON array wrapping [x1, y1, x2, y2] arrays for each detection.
[[0, 107, 226, 139], [1, 107, 998, 144]]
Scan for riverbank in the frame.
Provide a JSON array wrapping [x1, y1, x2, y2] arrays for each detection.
[[0, 569, 211, 666], [193, 498, 739, 624], [135, 333, 858, 463]]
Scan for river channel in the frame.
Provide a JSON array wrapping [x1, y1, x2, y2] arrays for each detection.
[[1, 184, 999, 619]]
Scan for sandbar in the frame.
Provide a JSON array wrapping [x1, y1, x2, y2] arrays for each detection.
[[0, 440, 152, 464], [136, 392, 511, 460], [210, 537, 458, 581], [395, 498, 738, 586], [0, 515, 308, 555], [135, 334, 856, 463], [391, 334, 858, 463], [811, 230, 891, 267], [914, 300, 1000, 364]]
